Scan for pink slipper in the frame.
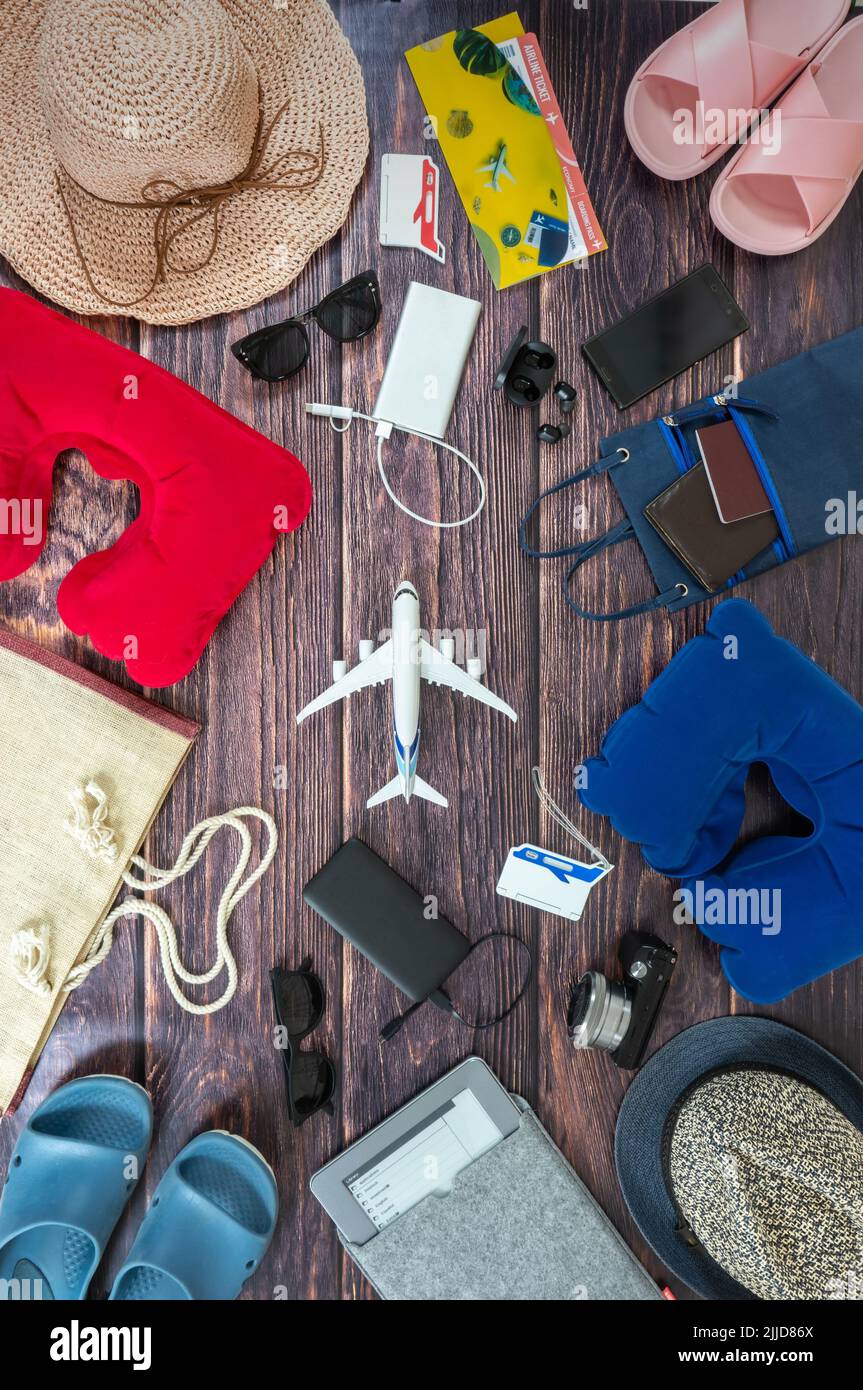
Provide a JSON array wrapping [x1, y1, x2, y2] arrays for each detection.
[[711, 16, 863, 254], [625, 0, 851, 181]]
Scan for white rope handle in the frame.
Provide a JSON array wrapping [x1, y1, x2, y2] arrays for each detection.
[[64, 806, 278, 1016]]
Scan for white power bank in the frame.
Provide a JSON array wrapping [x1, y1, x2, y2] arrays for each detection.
[[373, 282, 481, 440]]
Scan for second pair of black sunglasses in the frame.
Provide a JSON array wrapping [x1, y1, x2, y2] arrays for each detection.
[[232, 271, 381, 382], [270, 960, 336, 1126]]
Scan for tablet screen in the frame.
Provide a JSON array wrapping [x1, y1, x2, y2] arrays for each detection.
[[345, 1088, 503, 1232]]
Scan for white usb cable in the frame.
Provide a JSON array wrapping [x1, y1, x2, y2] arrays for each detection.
[[305, 403, 486, 529]]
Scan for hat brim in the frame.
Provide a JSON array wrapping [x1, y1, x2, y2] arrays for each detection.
[[615, 1016, 863, 1301], [0, 0, 369, 325]]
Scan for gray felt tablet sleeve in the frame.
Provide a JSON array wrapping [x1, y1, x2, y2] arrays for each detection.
[[341, 1097, 662, 1301]]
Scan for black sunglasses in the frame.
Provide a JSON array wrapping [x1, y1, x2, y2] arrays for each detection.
[[232, 271, 381, 382], [270, 960, 337, 1126]]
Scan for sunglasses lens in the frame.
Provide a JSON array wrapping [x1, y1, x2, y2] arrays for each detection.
[[316, 279, 379, 342], [290, 1050, 336, 1117], [232, 322, 308, 380], [274, 970, 324, 1037]]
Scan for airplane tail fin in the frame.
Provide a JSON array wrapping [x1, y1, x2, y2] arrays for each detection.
[[366, 776, 404, 809], [412, 775, 448, 808], [366, 775, 449, 809]]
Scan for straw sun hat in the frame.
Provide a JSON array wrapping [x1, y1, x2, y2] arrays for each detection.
[[0, 0, 369, 325]]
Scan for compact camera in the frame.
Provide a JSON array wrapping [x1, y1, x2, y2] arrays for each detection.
[[567, 931, 677, 1070]]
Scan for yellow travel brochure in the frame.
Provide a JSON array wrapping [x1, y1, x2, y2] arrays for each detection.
[[406, 13, 606, 290]]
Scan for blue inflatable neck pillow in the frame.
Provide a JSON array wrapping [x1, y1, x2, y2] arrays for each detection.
[[579, 601, 863, 1003]]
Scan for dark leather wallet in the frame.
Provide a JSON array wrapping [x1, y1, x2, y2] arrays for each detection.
[[644, 461, 779, 591], [303, 838, 470, 1005]]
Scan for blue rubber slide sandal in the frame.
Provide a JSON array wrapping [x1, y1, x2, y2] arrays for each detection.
[[110, 1131, 278, 1300], [0, 1075, 153, 1300]]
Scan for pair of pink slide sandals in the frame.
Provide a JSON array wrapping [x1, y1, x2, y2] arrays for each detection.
[[625, 0, 863, 255]]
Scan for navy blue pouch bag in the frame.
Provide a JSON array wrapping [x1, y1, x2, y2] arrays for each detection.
[[520, 327, 863, 620]]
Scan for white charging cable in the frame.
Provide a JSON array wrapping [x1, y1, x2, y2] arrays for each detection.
[[305, 404, 486, 529]]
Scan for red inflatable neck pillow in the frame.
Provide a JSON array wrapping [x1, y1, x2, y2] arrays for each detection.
[[0, 289, 312, 686]]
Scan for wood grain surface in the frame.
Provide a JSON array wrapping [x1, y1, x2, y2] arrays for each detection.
[[1, 0, 861, 1301]]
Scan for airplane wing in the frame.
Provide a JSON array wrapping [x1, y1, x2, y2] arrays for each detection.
[[419, 639, 517, 722], [296, 640, 392, 723]]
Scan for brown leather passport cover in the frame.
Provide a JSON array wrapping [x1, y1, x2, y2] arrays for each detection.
[[696, 419, 772, 522], [644, 462, 779, 591]]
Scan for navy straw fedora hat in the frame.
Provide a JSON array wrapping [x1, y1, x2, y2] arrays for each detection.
[[615, 1017, 863, 1301]]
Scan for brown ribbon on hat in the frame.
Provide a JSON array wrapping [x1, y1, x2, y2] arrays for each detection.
[[55, 95, 326, 309]]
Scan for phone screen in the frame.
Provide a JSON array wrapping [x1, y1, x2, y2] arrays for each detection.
[[582, 266, 748, 409]]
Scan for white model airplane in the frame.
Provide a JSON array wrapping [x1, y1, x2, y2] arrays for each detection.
[[478, 142, 515, 192], [296, 581, 517, 808]]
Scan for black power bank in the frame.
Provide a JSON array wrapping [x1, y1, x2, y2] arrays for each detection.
[[303, 838, 470, 1005]]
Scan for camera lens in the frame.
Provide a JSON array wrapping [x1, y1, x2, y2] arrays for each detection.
[[567, 971, 632, 1055]]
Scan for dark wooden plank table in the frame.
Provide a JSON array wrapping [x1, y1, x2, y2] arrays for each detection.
[[2, 0, 861, 1301]]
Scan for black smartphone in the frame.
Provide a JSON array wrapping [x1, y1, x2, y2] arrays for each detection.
[[582, 265, 748, 409]]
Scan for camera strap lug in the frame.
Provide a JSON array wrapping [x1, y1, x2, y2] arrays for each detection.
[[676, 1220, 703, 1251]]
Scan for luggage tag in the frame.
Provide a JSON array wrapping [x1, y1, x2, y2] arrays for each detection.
[[379, 154, 446, 264], [497, 768, 613, 922]]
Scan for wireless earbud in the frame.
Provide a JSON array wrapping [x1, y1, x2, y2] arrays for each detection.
[[537, 422, 571, 445]]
